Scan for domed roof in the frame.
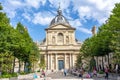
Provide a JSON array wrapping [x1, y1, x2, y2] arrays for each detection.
[[50, 7, 70, 26]]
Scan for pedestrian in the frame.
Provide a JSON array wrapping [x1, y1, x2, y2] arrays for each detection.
[[33, 73, 38, 79], [93, 69, 97, 77], [86, 72, 90, 78], [42, 70, 45, 77], [79, 68, 84, 78], [105, 66, 109, 79], [115, 64, 118, 74], [64, 68, 67, 76]]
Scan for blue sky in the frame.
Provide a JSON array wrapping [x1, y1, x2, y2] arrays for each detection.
[[0, 0, 120, 42]]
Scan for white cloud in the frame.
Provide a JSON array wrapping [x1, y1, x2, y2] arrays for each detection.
[[69, 19, 91, 34], [69, 19, 82, 27], [32, 12, 54, 25], [48, 0, 118, 25], [1, 0, 120, 28], [48, 0, 70, 10], [8, 0, 24, 7], [78, 6, 91, 20], [22, 13, 31, 22], [77, 27, 92, 34], [2, 0, 23, 18], [1, 0, 46, 19], [72, 0, 120, 24], [25, 0, 46, 9], [25, 0, 39, 9]]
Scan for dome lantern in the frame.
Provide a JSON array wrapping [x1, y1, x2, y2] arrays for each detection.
[[50, 4, 70, 26]]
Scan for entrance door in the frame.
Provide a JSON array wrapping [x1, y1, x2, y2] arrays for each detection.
[[58, 60, 64, 70]]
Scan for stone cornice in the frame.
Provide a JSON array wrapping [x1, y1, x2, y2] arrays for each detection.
[[45, 28, 75, 30], [45, 23, 75, 30]]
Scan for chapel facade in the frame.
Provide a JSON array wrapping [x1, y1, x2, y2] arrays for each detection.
[[39, 7, 81, 70]]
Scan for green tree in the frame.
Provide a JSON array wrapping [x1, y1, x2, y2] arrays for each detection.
[[79, 24, 112, 71], [76, 53, 82, 68], [108, 3, 120, 64], [0, 3, 18, 73], [77, 2, 120, 72], [16, 22, 31, 72], [39, 54, 45, 70], [0, 3, 2, 10], [89, 57, 96, 71], [0, 52, 14, 73], [16, 22, 40, 72], [29, 43, 40, 72], [80, 38, 92, 57], [0, 3, 40, 74]]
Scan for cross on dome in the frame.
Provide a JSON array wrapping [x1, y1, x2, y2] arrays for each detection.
[[57, 2, 62, 15]]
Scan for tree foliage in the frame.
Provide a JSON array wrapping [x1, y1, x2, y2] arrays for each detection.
[[0, 4, 40, 74], [77, 3, 120, 69], [16, 22, 40, 72], [76, 53, 82, 68], [0, 3, 2, 10], [108, 3, 120, 63]]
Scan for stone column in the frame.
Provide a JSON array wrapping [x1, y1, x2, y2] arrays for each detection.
[[50, 54, 52, 70], [44, 54, 47, 70], [71, 54, 73, 68], [70, 53, 71, 68], [55, 54, 57, 70], [64, 53, 66, 69], [47, 54, 49, 70], [49, 54, 51, 70]]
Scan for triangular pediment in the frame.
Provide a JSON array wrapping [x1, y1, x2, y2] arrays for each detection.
[[46, 23, 75, 30]]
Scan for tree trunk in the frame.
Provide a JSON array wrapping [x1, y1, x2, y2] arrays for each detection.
[[102, 56, 104, 71], [12, 57, 15, 73], [24, 62, 26, 72], [107, 54, 109, 66], [96, 56, 98, 71], [18, 60, 21, 73], [33, 63, 34, 72]]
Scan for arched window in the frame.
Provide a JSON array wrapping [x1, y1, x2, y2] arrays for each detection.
[[58, 33, 64, 44]]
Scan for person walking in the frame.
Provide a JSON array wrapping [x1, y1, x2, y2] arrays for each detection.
[[64, 68, 67, 76], [105, 66, 109, 79]]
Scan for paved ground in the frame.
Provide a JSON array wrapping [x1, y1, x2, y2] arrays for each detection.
[[0, 69, 117, 80], [46, 71, 119, 80], [17, 71, 120, 80], [47, 71, 79, 79]]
